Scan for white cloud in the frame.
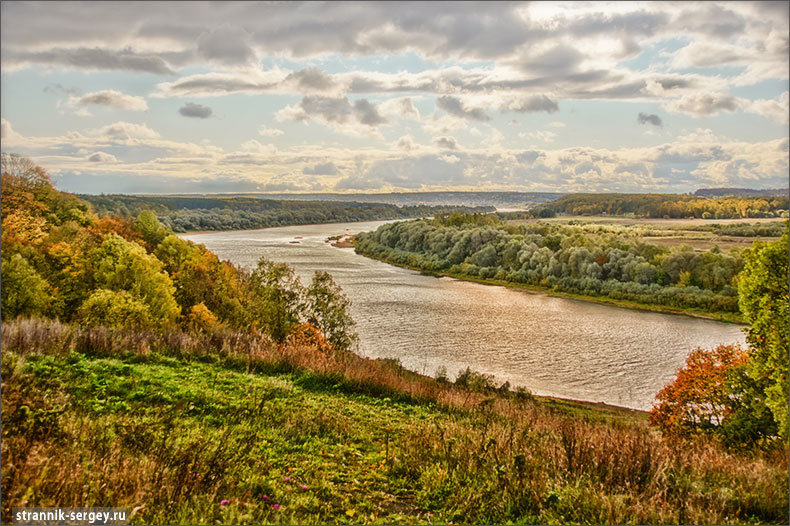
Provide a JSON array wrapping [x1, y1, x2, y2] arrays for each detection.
[[94, 121, 160, 139], [68, 89, 148, 111], [258, 125, 284, 137], [748, 91, 789, 124], [87, 151, 118, 162], [665, 92, 744, 117]]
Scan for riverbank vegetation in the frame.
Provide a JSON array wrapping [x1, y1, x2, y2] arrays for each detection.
[[354, 213, 787, 319], [544, 193, 789, 219], [78, 193, 493, 233], [2, 155, 788, 524]]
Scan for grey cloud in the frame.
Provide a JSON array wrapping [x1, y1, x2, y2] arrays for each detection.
[[433, 136, 458, 150], [73, 90, 148, 111], [179, 102, 213, 119], [4, 47, 175, 75], [160, 76, 278, 97], [285, 96, 386, 127], [298, 96, 353, 123], [654, 77, 693, 90], [637, 113, 663, 127], [570, 10, 669, 38], [669, 92, 742, 117], [398, 98, 419, 117], [197, 23, 257, 66], [286, 67, 337, 92], [353, 99, 387, 126], [87, 151, 118, 162], [303, 162, 338, 175], [508, 95, 559, 113], [436, 96, 489, 121], [43, 83, 81, 96], [516, 151, 545, 165], [518, 44, 586, 75], [675, 4, 747, 39]]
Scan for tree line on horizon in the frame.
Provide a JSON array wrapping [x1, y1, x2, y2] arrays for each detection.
[[79, 193, 494, 233], [545, 193, 789, 219]]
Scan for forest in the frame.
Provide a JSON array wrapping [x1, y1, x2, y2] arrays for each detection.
[[545, 192, 789, 218], [79, 193, 493, 232], [1, 155, 357, 349], [355, 212, 788, 317]]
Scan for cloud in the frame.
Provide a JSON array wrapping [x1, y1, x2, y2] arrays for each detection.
[[303, 162, 338, 175], [95, 121, 160, 139], [285, 67, 338, 92], [68, 89, 148, 111], [196, 23, 257, 66], [637, 112, 663, 127], [433, 136, 458, 150], [276, 96, 387, 130], [666, 92, 744, 117], [353, 99, 387, 126], [178, 102, 213, 119], [258, 125, 284, 137], [87, 151, 118, 162], [506, 95, 559, 113], [396, 135, 417, 152], [152, 70, 286, 98], [3, 47, 176, 75], [748, 91, 789, 124], [436, 95, 489, 121], [519, 131, 557, 143]]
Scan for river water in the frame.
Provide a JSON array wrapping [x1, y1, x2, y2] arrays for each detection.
[[183, 220, 746, 410]]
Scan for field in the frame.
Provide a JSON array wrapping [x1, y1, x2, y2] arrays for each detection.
[[505, 216, 787, 251], [2, 319, 787, 525]]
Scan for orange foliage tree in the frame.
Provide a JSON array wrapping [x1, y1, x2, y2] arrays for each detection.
[[650, 344, 748, 439]]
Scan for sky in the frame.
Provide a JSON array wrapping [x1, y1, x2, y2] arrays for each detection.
[[1, 1, 788, 195]]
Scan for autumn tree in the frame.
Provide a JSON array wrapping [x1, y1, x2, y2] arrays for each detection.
[[246, 257, 305, 342], [89, 233, 180, 325], [78, 289, 153, 328], [305, 271, 358, 351], [738, 233, 789, 438], [0, 253, 52, 319], [650, 345, 749, 439]]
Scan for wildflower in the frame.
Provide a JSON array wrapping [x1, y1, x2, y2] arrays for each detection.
[[300, 484, 309, 490], [220, 500, 230, 507], [282, 476, 291, 482], [262, 495, 269, 500], [272, 504, 281, 510]]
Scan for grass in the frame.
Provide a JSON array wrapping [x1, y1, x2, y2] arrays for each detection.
[[2, 318, 787, 524]]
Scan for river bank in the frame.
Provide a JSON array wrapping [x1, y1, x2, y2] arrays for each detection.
[[352, 243, 746, 325]]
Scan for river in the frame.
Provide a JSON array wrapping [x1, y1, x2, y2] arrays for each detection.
[[183, 220, 746, 410]]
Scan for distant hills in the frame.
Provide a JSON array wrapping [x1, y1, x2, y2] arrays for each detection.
[[694, 188, 789, 198]]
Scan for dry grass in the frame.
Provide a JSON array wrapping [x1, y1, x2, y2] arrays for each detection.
[[2, 318, 788, 524]]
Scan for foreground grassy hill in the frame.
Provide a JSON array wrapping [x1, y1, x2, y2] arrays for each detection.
[[3, 319, 787, 525]]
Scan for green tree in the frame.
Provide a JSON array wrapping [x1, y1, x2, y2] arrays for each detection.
[[738, 232, 789, 438], [77, 289, 153, 328], [134, 210, 169, 250], [90, 234, 180, 325], [246, 257, 304, 342], [305, 271, 358, 351], [0, 253, 52, 319]]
